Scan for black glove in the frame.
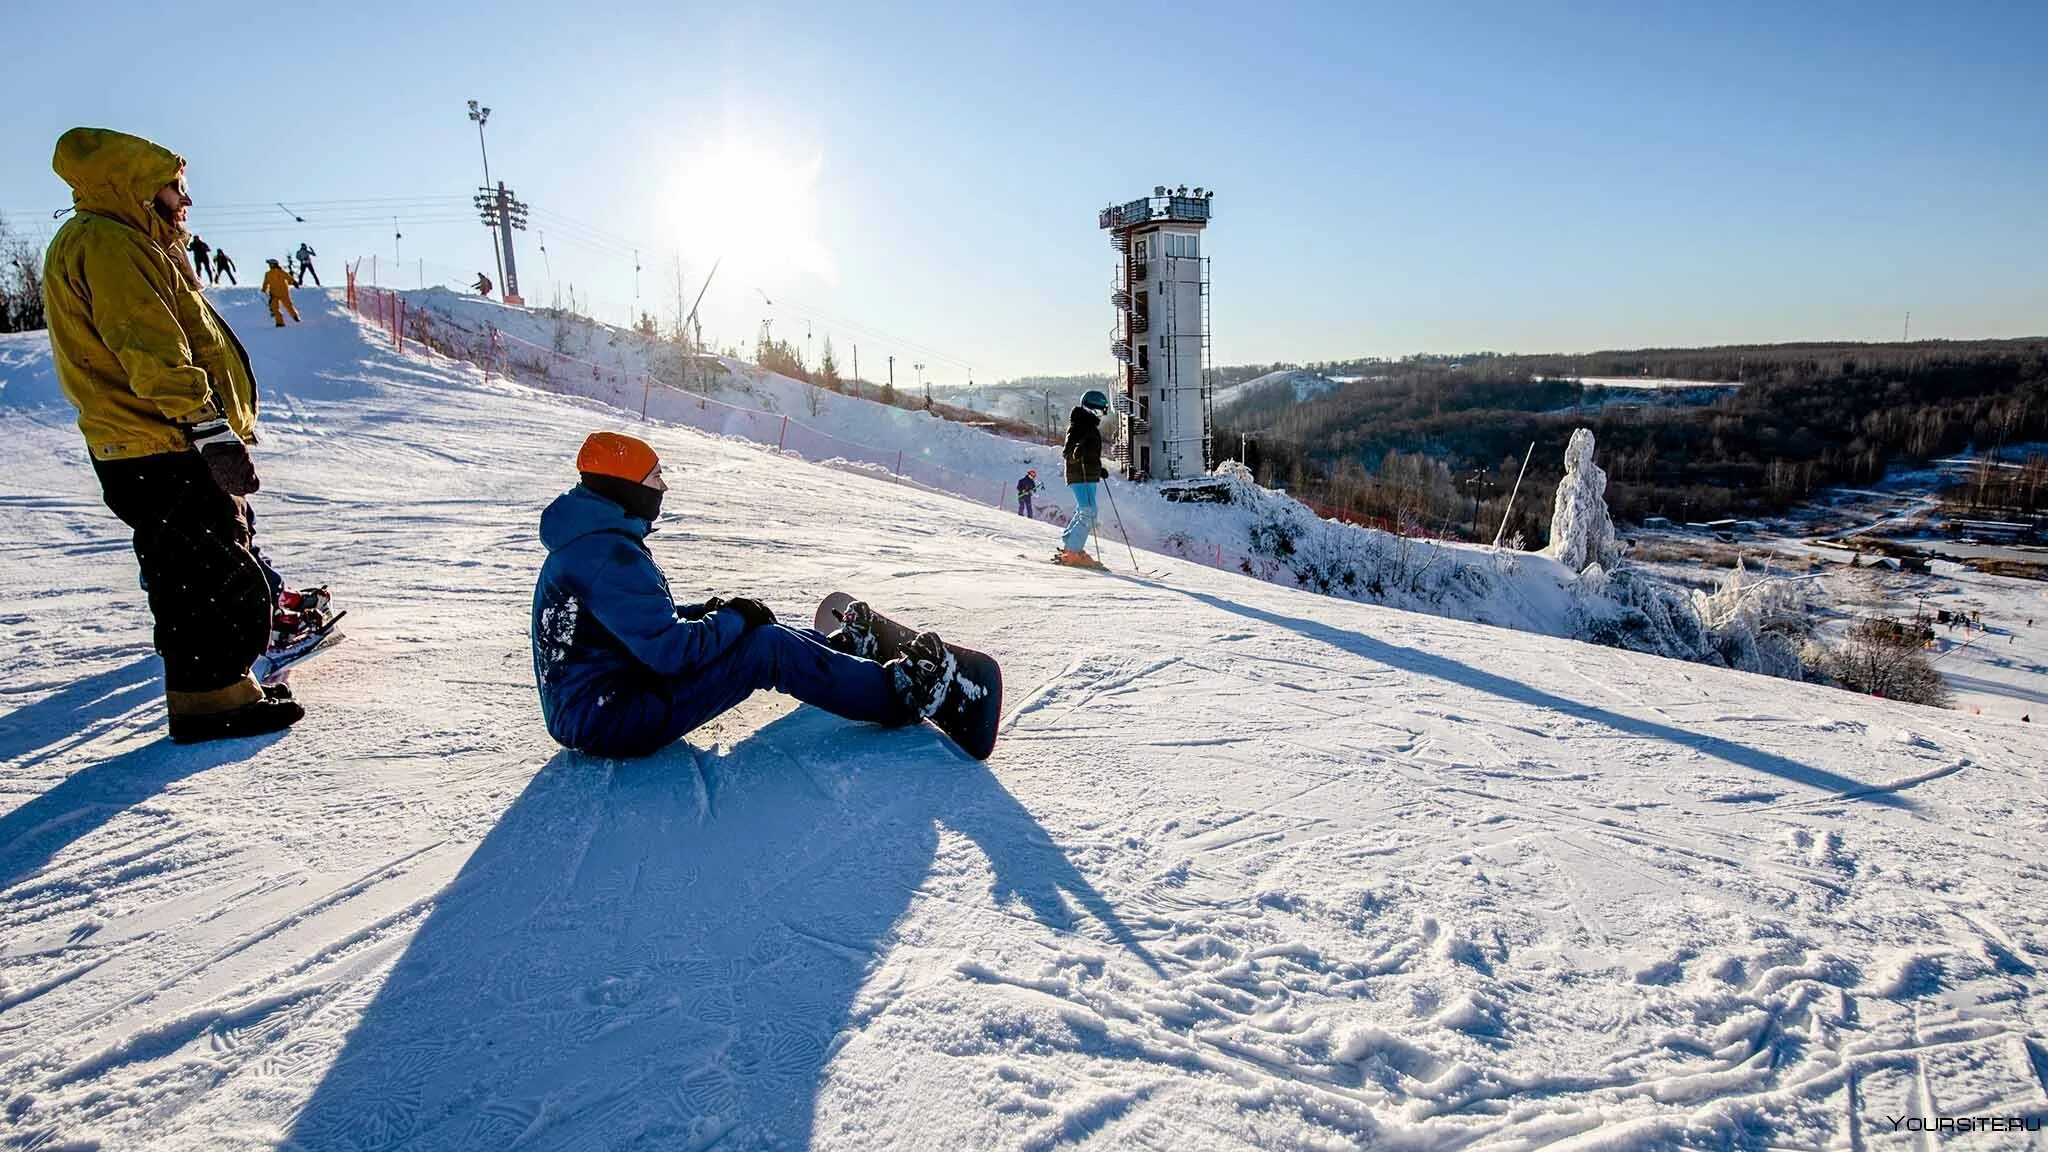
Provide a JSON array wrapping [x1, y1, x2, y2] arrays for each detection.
[[676, 596, 724, 621], [186, 417, 260, 495], [721, 596, 776, 630]]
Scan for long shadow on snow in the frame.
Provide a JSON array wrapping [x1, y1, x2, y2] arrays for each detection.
[[1166, 586, 1919, 808], [0, 654, 160, 768], [0, 727, 283, 893], [287, 708, 1160, 1151]]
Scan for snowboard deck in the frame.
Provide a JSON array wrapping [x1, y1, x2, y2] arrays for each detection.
[[813, 593, 1002, 761], [256, 610, 348, 686]]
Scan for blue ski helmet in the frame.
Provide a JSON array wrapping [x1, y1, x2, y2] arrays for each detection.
[[1081, 389, 1111, 412]]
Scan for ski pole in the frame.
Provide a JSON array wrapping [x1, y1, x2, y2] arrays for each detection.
[[1101, 477, 1141, 571]]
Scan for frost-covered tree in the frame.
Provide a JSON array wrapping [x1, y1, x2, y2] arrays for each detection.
[[1544, 428, 1618, 573]]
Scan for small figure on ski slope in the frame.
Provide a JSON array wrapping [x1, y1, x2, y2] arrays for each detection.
[[531, 431, 959, 759], [42, 126, 302, 742], [472, 271, 493, 298], [1056, 390, 1111, 566], [293, 241, 319, 286], [261, 259, 299, 325], [1016, 469, 1040, 518], [212, 247, 236, 284], [187, 234, 210, 282]]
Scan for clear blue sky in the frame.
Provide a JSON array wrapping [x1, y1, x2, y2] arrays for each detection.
[[4, 0, 2043, 383]]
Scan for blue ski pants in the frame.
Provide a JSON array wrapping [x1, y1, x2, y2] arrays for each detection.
[[1062, 482, 1099, 553], [576, 624, 915, 759]]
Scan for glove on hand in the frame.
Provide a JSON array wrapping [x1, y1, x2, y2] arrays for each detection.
[[722, 596, 776, 630], [676, 596, 724, 621], [186, 418, 260, 495]]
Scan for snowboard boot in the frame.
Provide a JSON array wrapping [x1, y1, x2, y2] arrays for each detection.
[[264, 681, 294, 702], [828, 599, 881, 659], [888, 630, 958, 719], [279, 586, 332, 618], [168, 695, 305, 745]]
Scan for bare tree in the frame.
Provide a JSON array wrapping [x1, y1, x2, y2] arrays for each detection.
[[1824, 617, 1949, 706], [0, 212, 47, 334]]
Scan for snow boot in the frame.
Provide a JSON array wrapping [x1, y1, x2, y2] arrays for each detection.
[[827, 599, 881, 659], [168, 695, 304, 745], [888, 630, 958, 719]]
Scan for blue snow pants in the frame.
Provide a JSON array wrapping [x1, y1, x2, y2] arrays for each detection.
[[1062, 482, 1099, 553], [575, 624, 915, 759]]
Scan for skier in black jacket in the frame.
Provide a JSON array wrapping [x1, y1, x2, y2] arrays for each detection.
[[188, 235, 211, 281], [1056, 390, 1110, 564], [213, 249, 237, 285]]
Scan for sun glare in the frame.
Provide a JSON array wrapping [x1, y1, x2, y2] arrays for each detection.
[[667, 134, 832, 282]]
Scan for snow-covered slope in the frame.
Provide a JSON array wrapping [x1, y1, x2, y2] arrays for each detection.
[[392, 292, 1818, 679], [1212, 367, 1340, 414], [4, 290, 2046, 1150]]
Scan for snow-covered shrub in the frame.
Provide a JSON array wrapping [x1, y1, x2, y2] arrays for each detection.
[[1544, 428, 1619, 574]]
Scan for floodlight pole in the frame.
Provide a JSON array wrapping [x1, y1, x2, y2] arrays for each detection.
[[468, 100, 505, 294]]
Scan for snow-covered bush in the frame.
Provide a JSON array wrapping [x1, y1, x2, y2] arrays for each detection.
[[1544, 428, 1619, 574]]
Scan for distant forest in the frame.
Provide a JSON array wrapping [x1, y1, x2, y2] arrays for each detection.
[[1214, 339, 2048, 545]]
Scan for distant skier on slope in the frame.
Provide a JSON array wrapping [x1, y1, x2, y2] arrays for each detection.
[[472, 271, 493, 298], [1016, 469, 1039, 518], [1055, 390, 1111, 566], [531, 431, 960, 758], [188, 234, 210, 282], [41, 126, 302, 742], [261, 259, 299, 325], [212, 248, 236, 284], [294, 242, 319, 286]]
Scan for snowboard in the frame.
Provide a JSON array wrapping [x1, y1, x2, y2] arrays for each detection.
[[256, 609, 347, 686], [813, 593, 1002, 761]]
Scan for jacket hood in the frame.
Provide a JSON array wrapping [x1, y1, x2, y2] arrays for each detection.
[[53, 127, 185, 245], [540, 483, 650, 552], [1068, 405, 1101, 428]]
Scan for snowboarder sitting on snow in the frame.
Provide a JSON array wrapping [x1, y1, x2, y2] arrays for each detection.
[[532, 431, 959, 759], [1017, 470, 1039, 518], [261, 259, 299, 326], [1056, 390, 1111, 565], [472, 272, 493, 298], [42, 126, 302, 743]]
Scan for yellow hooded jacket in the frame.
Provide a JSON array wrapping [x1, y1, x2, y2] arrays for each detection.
[[41, 127, 258, 460]]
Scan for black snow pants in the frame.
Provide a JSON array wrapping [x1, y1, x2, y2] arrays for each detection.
[[298, 259, 320, 286], [93, 451, 272, 707]]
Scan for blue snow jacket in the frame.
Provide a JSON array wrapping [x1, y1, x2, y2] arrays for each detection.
[[531, 484, 747, 751]]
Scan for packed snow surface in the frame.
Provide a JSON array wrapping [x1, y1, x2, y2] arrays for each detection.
[[3, 290, 2047, 1150]]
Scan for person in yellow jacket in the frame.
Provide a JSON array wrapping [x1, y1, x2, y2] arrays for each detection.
[[261, 259, 300, 326], [42, 127, 303, 743]]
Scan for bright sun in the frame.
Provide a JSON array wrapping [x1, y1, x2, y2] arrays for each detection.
[[667, 133, 831, 282]]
